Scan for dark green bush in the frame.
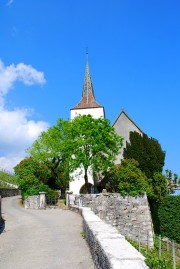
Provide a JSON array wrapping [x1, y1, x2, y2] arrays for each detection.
[[158, 195, 180, 243], [18, 175, 57, 200]]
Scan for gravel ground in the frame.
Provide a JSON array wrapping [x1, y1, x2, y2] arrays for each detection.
[[0, 196, 95, 269]]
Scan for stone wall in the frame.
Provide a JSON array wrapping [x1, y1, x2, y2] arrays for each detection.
[[24, 192, 46, 209], [0, 188, 19, 198], [81, 207, 149, 269], [25, 195, 40, 209], [70, 193, 154, 247]]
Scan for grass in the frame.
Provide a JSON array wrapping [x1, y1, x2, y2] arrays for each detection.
[[127, 235, 180, 269], [80, 231, 86, 239], [0, 169, 18, 188]]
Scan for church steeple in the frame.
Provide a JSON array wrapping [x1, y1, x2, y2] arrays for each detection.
[[71, 52, 103, 110]]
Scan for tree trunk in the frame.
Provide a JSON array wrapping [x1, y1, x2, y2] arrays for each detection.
[[84, 169, 88, 185]]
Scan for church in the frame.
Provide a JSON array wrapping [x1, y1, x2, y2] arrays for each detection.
[[69, 55, 143, 194]]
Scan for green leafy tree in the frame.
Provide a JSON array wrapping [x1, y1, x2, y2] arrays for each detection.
[[123, 131, 165, 178], [68, 115, 123, 189], [27, 115, 123, 193], [165, 169, 180, 194], [105, 159, 152, 196], [14, 157, 52, 185], [27, 119, 71, 194], [14, 157, 55, 199]]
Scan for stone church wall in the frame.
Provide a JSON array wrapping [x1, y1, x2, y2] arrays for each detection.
[[70, 193, 154, 247], [113, 111, 143, 164]]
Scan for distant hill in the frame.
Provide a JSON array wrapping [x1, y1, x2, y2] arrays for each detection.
[[0, 169, 18, 189]]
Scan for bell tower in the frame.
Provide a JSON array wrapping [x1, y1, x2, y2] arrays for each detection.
[[69, 53, 105, 194], [70, 51, 105, 120]]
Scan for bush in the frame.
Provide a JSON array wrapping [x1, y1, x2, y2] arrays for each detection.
[[18, 175, 56, 200], [105, 159, 152, 196], [158, 195, 180, 243]]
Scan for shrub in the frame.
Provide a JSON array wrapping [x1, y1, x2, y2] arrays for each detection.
[[105, 159, 152, 196], [158, 195, 180, 243], [18, 175, 56, 200]]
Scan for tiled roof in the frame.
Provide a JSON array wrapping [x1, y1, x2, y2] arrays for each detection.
[[71, 62, 103, 110]]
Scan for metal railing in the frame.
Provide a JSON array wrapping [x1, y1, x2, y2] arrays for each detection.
[[46, 195, 59, 206]]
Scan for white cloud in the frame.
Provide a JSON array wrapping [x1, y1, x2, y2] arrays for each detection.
[[0, 59, 49, 172], [0, 60, 46, 105]]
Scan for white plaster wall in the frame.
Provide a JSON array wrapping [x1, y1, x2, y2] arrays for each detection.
[[69, 107, 104, 194], [70, 107, 104, 120], [113, 113, 142, 164], [69, 167, 94, 194]]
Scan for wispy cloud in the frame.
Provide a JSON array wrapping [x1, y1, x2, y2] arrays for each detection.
[[0, 59, 48, 172], [7, 0, 14, 6]]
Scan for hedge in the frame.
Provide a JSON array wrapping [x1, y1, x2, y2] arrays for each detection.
[[158, 195, 180, 243]]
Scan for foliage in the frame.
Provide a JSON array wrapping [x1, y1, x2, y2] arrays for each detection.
[[17, 175, 55, 200], [14, 157, 57, 200], [144, 172, 169, 234], [165, 169, 180, 194], [68, 115, 123, 185], [147, 172, 168, 204], [14, 157, 52, 185], [0, 169, 18, 187], [123, 131, 165, 178], [26, 115, 123, 193], [158, 195, 180, 243], [127, 236, 180, 269], [105, 159, 151, 196], [26, 119, 71, 193]]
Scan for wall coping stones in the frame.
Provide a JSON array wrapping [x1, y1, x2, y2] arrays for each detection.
[[81, 207, 149, 269]]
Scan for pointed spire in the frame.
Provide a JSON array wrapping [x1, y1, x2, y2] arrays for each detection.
[[71, 51, 103, 110], [83, 49, 95, 102]]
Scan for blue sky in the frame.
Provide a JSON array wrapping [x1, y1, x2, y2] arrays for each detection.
[[0, 0, 180, 179]]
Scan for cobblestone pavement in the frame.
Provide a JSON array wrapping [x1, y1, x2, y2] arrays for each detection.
[[0, 196, 95, 269]]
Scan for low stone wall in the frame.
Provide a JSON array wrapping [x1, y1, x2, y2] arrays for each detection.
[[0, 188, 19, 198], [24, 192, 46, 209], [25, 195, 40, 209], [81, 207, 149, 269], [70, 193, 154, 247]]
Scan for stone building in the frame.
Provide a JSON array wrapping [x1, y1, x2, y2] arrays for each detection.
[[113, 110, 143, 164], [69, 56, 143, 194]]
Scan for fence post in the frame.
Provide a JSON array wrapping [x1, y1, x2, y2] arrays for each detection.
[[158, 234, 161, 258], [39, 192, 46, 209], [172, 240, 176, 269], [138, 228, 141, 253], [147, 231, 149, 254], [66, 193, 69, 207]]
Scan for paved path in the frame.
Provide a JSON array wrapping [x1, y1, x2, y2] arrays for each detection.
[[0, 196, 95, 269]]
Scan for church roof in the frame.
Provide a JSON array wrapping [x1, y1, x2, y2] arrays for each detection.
[[113, 109, 144, 134], [71, 56, 103, 110]]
